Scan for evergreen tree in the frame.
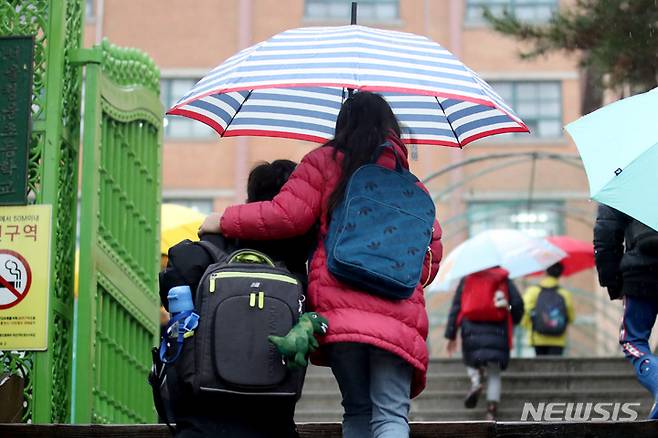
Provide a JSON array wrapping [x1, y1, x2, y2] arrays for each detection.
[[484, 0, 658, 111]]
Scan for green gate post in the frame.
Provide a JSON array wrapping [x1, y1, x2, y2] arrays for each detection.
[[0, 0, 84, 423], [73, 40, 163, 424]]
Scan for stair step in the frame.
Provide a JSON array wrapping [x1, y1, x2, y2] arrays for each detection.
[[305, 358, 635, 376], [296, 359, 651, 423], [301, 372, 642, 392]]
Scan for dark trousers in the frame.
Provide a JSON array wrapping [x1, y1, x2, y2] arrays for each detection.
[[173, 394, 299, 438], [620, 295, 658, 377], [534, 346, 564, 356], [619, 295, 658, 418]]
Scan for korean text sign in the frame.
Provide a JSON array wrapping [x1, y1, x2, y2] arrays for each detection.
[[0, 205, 52, 350]]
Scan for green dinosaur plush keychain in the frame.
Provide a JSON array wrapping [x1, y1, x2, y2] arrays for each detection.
[[268, 312, 329, 369]]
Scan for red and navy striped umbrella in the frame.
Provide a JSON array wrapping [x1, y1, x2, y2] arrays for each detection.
[[167, 25, 529, 147]]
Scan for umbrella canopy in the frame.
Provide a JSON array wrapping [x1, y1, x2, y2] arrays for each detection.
[[168, 25, 528, 147], [160, 203, 206, 255], [566, 87, 658, 231], [429, 229, 566, 293], [543, 236, 594, 277]]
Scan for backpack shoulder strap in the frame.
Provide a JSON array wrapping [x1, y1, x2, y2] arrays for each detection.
[[371, 141, 403, 172], [195, 240, 226, 263], [539, 285, 559, 293]]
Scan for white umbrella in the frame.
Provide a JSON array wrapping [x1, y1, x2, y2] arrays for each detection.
[[429, 229, 566, 293]]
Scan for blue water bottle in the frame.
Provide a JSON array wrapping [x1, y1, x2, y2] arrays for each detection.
[[159, 285, 199, 364], [168, 285, 195, 315]]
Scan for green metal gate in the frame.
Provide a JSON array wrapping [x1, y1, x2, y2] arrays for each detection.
[[0, 0, 84, 423], [73, 40, 163, 423], [1, 1, 162, 423]]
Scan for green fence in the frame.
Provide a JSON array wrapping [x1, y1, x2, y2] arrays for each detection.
[[0, 0, 84, 423], [1, 0, 162, 423], [73, 40, 162, 423]]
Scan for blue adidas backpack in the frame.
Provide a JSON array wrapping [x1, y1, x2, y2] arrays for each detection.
[[325, 144, 436, 300]]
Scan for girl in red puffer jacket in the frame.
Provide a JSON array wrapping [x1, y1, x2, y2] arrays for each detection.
[[199, 92, 443, 438]]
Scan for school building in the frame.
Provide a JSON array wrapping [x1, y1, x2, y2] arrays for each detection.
[[83, 0, 624, 357]]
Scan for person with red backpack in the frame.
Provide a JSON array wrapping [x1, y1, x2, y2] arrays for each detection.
[[444, 267, 524, 420]]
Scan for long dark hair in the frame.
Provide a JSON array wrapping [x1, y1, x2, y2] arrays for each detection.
[[326, 92, 401, 215]]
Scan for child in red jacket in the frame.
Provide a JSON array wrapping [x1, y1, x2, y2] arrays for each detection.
[[200, 92, 442, 438]]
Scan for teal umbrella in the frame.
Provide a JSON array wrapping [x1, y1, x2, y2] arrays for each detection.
[[566, 87, 658, 231]]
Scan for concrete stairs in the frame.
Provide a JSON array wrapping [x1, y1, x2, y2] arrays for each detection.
[[295, 357, 655, 422]]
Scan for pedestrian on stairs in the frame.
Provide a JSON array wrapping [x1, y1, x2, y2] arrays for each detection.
[[594, 204, 658, 419], [159, 160, 313, 438], [444, 267, 524, 420], [522, 262, 575, 356], [199, 92, 443, 438]]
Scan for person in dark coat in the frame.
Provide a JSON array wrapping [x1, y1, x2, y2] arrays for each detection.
[[159, 160, 315, 438], [594, 203, 658, 419], [444, 267, 524, 420]]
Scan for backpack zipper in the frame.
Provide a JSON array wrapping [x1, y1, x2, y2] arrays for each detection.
[[422, 247, 433, 288], [421, 226, 435, 288], [209, 271, 298, 293]]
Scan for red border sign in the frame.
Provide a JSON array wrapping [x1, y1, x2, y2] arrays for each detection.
[[0, 249, 32, 310]]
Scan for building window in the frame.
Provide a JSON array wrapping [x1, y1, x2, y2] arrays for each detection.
[[467, 201, 564, 238], [488, 81, 562, 139], [85, 0, 95, 21], [163, 198, 214, 215], [305, 0, 399, 22], [161, 78, 216, 140], [466, 0, 557, 25]]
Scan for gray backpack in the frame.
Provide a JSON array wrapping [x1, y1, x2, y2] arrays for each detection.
[[178, 248, 306, 398]]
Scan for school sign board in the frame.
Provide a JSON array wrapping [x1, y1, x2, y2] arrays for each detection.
[[0, 205, 52, 350], [0, 36, 33, 206]]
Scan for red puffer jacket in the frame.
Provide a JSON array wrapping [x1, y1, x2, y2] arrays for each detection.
[[220, 137, 443, 397]]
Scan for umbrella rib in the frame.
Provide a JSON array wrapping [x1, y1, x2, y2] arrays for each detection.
[[434, 96, 462, 149], [222, 89, 254, 135]]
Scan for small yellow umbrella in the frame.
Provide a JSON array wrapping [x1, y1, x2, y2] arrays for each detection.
[[160, 203, 207, 255]]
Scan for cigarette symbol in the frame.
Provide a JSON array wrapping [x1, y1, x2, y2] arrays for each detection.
[[5, 260, 22, 290]]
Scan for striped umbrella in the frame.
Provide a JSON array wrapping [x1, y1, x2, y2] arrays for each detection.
[[167, 25, 528, 147]]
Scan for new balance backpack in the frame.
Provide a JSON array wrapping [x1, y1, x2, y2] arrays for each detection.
[[459, 268, 510, 323], [325, 144, 436, 300], [531, 286, 568, 336], [153, 242, 307, 424], [176, 249, 305, 398]]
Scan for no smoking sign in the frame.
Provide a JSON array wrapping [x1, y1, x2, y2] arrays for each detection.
[[0, 204, 51, 350], [0, 249, 32, 310]]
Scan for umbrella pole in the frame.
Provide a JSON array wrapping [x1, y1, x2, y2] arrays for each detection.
[[348, 2, 358, 97]]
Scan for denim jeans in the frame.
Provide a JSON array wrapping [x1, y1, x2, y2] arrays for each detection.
[[620, 295, 658, 417], [326, 342, 413, 438]]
